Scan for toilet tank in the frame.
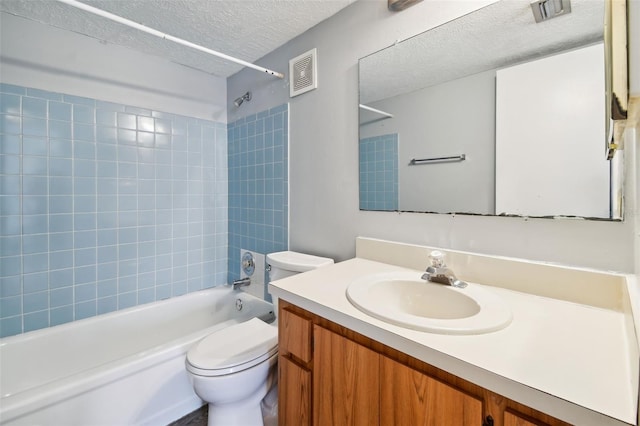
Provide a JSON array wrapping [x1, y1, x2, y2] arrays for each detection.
[[266, 251, 334, 314], [266, 251, 334, 282]]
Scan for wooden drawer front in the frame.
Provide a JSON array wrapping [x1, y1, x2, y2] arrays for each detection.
[[279, 307, 312, 362], [279, 356, 311, 426]]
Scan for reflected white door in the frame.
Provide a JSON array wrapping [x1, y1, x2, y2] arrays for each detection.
[[495, 43, 609, 218]]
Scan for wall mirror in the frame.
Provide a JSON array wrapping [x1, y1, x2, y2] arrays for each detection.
[[358, 0, 627, 220]]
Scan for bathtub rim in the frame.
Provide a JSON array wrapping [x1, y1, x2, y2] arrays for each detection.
[[0, 285, 239, 346]]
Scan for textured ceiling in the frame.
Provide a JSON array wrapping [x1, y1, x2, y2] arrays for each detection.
[[360, 0, 604, 104], [0, 0, 357, 78]]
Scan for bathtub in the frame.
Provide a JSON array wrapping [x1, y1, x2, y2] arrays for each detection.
[[0, 287, 275, 426]]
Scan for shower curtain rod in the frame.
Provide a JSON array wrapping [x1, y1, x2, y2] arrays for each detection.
[[55, 0, 285, 79], [359, 104, 394, 118]]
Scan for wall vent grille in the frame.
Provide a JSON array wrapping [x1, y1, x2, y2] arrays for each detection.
[[289, 48, 318, 97]]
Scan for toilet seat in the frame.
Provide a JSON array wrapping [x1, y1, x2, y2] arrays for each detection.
[[186, 318, 278, 377]]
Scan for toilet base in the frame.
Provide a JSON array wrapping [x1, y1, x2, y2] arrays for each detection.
[[203, 365, 276, 426], [207, 400, 264, 426], [186, 344, 278, 426]]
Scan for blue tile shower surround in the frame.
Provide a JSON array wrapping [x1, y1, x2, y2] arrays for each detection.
[[227, 105, 289, 283], [359, 134, 399, 211], [0, 83, 228, 337]]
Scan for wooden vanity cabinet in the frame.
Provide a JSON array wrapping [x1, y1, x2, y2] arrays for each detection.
[[278, 307, 313, 426], [278, 300, 571, 426]]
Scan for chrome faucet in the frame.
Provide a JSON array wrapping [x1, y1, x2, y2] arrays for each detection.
[[421, 251, 468, 288], [232, 277, 251, 290]]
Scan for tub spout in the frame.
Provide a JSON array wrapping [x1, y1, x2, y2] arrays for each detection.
[[232, 277, 251, 290]]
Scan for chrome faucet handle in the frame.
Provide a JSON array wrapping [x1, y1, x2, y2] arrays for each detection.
[[423, 250, 468, 288], [428, 250, 446, 268], [450, 278, 468, 289], [241, 252, 255, 276]]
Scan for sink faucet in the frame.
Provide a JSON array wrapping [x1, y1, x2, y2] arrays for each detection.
[[421, 251, 468, 288], [232, 277, 251, 290]]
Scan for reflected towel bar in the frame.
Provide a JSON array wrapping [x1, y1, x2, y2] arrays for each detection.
[[409, 154, 466, 165]]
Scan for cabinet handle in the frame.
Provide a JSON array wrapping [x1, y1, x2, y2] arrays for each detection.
[[483, 415, 494, 426]]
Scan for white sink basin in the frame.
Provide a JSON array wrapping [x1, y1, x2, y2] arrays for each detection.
[[346, 272, 512, 334]]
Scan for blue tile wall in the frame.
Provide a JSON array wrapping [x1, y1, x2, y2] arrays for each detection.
[[359, 134, 399, 211], [0, 83, 228, 337], [227, 105, 288, 282]]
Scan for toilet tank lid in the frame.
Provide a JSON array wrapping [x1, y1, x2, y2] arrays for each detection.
[[266, 251, 334, 272]]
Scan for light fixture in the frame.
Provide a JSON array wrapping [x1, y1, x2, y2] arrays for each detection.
[[530, 0, 571, 23], [388, 0, 423, 12]]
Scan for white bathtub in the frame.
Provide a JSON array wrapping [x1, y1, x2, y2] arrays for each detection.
[[0, 287, 275, 426]]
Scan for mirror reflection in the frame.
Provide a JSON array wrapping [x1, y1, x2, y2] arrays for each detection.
[[358, 0, 623, 220]]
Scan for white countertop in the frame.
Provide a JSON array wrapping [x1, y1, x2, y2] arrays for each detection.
[[269, 257, 637, 426]]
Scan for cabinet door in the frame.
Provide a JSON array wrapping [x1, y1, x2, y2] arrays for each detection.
[[279, 356, 311, 426], [313, 325, 380, 426], [504, 410, 551, 426], [380, 356, 483, 425]]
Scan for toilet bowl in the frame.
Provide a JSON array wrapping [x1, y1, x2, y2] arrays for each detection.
[[186, 318, 278, 426]]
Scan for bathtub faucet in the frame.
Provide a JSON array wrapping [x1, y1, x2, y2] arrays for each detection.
[[232, 277, 251, 290]]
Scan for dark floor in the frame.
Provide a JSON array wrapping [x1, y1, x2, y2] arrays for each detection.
[[168, 405, 207, 426], [167, 405, 277, 426]]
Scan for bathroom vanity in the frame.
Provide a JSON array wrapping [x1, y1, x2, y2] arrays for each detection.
[[269, 238, 639, 426], [279, 300, 568, 426]]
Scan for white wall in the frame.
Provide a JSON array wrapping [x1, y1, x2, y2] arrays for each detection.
[[0, 13, 226, 120], [227, 0, 636, 272]]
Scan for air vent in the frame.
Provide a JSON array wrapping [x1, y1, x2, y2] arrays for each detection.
[[289, 48, 318, 97]]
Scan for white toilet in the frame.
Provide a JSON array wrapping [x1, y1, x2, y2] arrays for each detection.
[[185, 251, 333, 426]]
